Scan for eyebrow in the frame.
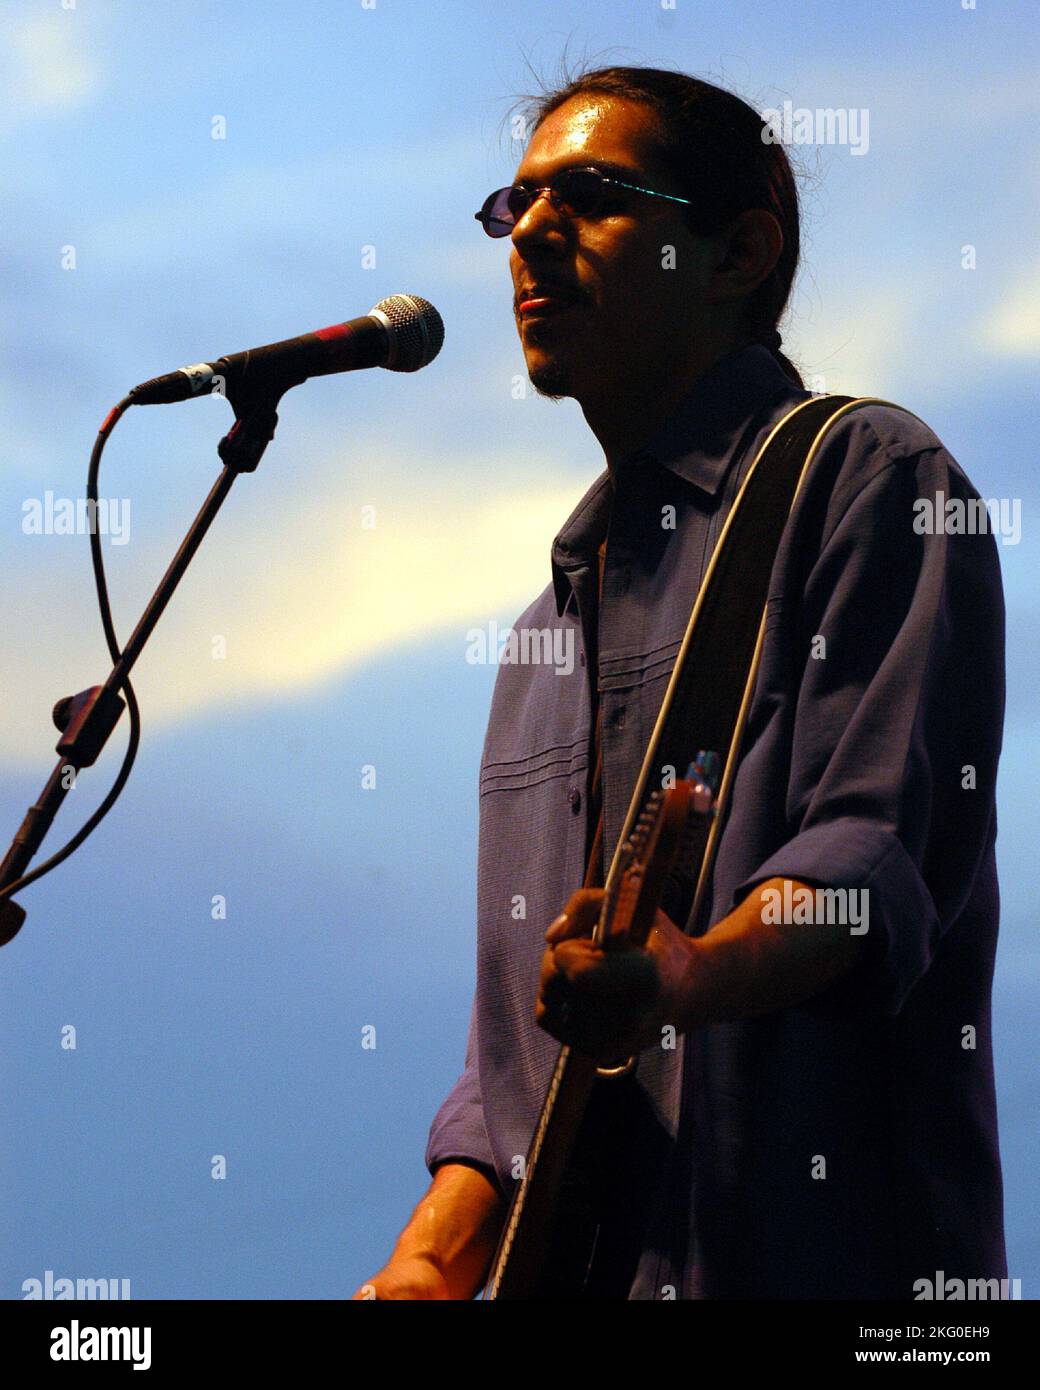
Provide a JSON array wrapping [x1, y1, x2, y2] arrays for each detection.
[[513, 159, 646, 186]]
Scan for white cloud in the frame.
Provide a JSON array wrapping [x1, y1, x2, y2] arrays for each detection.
[[979, 259, 1040, 357], [2, 14, 100, 118], [787, 281, 917, 401], [0, 459, 583, 767]]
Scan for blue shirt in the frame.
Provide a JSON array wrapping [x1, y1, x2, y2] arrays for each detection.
[[425, 344, 1007, 1298]]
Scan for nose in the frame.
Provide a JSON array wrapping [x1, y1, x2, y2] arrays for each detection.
[[510, 187, 570, 254]]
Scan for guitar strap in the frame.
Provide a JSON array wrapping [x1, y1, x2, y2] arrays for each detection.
[[596, 393, 919, 940]]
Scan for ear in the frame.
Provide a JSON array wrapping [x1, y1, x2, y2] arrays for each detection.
[[705, 208, 783, 304]]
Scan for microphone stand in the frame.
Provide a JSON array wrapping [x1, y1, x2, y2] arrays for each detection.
[[0, 384, 289, 947]]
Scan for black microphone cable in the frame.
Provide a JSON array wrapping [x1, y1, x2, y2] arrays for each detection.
[[0, 397, 139, 904]]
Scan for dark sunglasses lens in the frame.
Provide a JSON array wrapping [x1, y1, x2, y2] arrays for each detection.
[[478, 170, 608, 236], [506, 185, 540, 224], [553, 169, 605, 216], [479, 187, 517, 237]]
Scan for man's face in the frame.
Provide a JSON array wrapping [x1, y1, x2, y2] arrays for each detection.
[[508, 94, 713, 403]]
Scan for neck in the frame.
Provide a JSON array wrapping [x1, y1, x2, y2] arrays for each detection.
[[579, 341, 734, 471]]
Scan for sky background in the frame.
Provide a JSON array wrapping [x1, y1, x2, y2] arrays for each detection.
[[1, 0, 1037, 1299]]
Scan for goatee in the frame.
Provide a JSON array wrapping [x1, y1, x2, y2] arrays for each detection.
[[528, 360, 572, 401]]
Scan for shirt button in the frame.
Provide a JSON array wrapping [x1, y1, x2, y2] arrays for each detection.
[[568, 787, 582, 813]]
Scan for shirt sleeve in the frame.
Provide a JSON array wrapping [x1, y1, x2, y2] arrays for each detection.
[[729, 437, 1005, 1018], [424, 993, 500, 1187]]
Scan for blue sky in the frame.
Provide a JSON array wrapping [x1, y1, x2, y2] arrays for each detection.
[[1, 0, 1037, 1298]]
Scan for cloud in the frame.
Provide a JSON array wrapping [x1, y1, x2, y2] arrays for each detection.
[[787, 278, 918, 401], [0, 456, 582, 767], [1, 13, 101, 120], [79, 133, 485, 272], [979, 259, 1040, 357]]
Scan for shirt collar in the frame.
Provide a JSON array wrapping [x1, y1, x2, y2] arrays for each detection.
[[550, 344, 803, 616], [550, 471, 613, 616], [617, 342, 800, 492]]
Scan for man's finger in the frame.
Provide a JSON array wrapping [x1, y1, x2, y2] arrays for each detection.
[[545, 888, 604, 942], [545, 937, 603, 985], [558, 939, 658, 1001]]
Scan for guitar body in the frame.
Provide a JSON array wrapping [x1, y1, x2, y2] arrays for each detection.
[[484, 770, 716, 1300]]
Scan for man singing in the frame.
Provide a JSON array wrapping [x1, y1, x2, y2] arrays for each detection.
[[355, 65, 1006, 1300]]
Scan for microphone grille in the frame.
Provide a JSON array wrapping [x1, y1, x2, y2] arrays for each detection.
[[370, 294, 444, 372]]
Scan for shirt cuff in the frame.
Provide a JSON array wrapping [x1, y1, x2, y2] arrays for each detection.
[[730, 816, 941, 1018], [424, 1064, 500, 1189]]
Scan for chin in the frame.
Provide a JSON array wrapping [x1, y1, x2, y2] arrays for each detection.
[[527, 356, 574, 401]]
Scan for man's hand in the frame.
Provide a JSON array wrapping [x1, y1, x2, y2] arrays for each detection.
[[535, 887, 695, 1062], [536, 878, 871, 1059], [351, 1254, 450, 1301]]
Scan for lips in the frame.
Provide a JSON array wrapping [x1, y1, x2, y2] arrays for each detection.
[[517, 286, 584, 318]]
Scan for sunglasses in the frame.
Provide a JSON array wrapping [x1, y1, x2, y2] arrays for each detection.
[[474, 165, 694, 238]]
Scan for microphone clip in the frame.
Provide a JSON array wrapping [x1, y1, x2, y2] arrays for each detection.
[[216, 382, 292, 473]]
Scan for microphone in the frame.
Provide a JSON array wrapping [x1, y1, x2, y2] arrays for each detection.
[[128, 294, 444, 405]]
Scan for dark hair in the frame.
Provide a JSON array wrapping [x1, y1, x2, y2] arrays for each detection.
[[517, 65, 805, 387]]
